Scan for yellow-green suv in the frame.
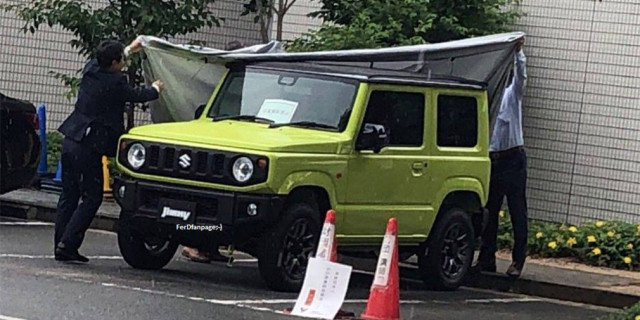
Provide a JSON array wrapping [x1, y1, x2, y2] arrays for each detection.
[[113, 61, 490, 292]]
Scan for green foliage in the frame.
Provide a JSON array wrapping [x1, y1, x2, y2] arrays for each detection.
[[498, 212, 640, 271], [598, 301, 640, 320], [287, 0, 522, 52], [2, 0, 221, 95], [46, 131, 63, 173]]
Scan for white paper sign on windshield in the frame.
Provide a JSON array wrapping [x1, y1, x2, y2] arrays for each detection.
[[256, 99, 298, 124], [290, 258, 352, 319]]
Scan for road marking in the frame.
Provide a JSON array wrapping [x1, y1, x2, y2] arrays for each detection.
[[0, 254, 122, 260], [465, 297, 543, 304], [0, 315, 28, 320], [94, 280, 425, 316], [0, 222, 53, 226]]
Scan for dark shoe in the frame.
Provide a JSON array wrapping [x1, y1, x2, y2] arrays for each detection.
[[55, 247, 89, 263], [506, 261, 524, 278]]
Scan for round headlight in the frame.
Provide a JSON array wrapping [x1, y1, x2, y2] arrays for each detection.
[[127, 143, 146, 170], [232, 157, 254, 183]]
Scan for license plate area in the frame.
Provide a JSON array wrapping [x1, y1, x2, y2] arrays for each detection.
[[158, 198, 196, 225]]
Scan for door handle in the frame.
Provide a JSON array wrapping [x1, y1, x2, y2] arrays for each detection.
[[412, 162, 427, 170]]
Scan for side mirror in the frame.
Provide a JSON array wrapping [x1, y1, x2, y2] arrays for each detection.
[[194, 104, 206, 119], [356, 123, 388, 153]]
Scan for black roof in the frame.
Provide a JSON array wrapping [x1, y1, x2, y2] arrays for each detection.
[[232, 61, 487, 90]]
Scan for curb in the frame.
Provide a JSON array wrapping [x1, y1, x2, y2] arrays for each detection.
[[1, 199, 638, 309], [0, 200, 117, 232]]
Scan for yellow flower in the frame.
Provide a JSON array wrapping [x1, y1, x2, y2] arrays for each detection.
[[499, 210, 505, 218], [627, 243, 634, 250], [623, 257, 632, 265], [567, 237, 577, 247], [548, 241, 558, 250], [587, 235, 596, 243], [596, 221, 605, 227], [637, 225, 640, 234], [536, 232, 544, 239], [592, 248, 601, 255], [635, 315, 640, 320], [568, 226, 578, 233], [607, 231, 615, 238]]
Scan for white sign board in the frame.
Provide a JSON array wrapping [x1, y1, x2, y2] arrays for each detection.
[[291, 258, 352, 319], [256, 99, 298, 124], [373, 233, 395, 287]]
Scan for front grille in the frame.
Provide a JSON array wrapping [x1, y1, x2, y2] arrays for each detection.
[[120, 141, 268, 186]]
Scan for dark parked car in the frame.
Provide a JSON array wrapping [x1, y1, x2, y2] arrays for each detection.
[[0, 93, 41, 194]]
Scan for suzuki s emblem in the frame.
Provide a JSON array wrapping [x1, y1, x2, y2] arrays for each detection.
[[178, 154, 191, 169]]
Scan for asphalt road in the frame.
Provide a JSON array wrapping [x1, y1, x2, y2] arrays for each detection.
[[0, 217, 613, 320]]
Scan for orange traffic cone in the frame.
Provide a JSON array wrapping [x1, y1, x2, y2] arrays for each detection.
[[362, 218, 400, 320], [316, 209, 338, 262]]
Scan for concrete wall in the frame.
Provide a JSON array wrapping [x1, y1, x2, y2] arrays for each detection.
[[515, 0, 640, 223]]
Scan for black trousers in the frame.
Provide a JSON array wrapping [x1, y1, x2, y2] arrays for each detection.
[[54, 138, 104, 252], [480, 147, 528, 265]]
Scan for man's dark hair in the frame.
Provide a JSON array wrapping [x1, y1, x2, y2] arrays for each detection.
[[96, 40, 125, 68], [225, 40, 244, 51]]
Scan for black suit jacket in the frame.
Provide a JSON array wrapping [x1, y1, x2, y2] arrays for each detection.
[[58, 59, 159, 156]]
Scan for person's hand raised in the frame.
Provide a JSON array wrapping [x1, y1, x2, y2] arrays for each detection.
[[128, 38, 143, 53], [153, 80, 164, 92]]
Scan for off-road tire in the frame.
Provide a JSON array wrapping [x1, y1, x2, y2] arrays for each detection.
[[419, 207, 475, 290], [258, 202, 321, 292], [118, 219, 178, 270]]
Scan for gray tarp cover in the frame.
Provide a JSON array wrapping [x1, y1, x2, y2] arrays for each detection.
[[138, 32, 525, 132]]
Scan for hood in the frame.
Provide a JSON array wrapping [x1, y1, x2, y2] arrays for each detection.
[[127, 120, 348, 153]]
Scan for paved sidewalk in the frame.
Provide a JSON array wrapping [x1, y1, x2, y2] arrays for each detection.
[[1, 188, 639, 309]]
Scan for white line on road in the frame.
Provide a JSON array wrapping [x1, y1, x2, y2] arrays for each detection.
[[0, 254, 122, 260], [95, 281, 425, 316], [0, 222, 53, 226], [465, 297, 543, 304], [0, 315, 28, 320]]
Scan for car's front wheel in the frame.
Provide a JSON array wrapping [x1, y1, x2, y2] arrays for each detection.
[[419, 207, 475, 290], [258, 202, 321, 292], [118, 219, 178, 270]]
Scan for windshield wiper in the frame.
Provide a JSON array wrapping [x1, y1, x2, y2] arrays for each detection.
[[269, 121, 337, 130], [212, 115, 274, 123]]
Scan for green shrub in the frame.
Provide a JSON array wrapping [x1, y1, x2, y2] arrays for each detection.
[[46, 131, 63, 174], [599, 301, 640, 320], [498, 213, 640, 271]]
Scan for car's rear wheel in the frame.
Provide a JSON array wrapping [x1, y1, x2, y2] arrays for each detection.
[[118, 218, 178, 270], [258, 202, 321, 292], [419, 207, 474, 290]]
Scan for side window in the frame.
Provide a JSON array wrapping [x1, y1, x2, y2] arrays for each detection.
[[437, 95, 478, 147], [361, 91, 425, 147]]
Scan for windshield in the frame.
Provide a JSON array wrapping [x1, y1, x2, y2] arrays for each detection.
[[208, 67, 358, 131]]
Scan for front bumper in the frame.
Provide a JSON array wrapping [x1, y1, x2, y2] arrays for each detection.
[[113, 177, 285, 232]]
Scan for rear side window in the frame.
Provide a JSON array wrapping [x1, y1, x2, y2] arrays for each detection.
[[437, 95, 478, 147], [361, 91, 425, 147]]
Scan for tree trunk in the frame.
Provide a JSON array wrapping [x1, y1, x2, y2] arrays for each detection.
[[276, 12, 284, 41]]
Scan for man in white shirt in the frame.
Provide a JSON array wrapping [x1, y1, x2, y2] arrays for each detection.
[[476, 39, 528, 278]]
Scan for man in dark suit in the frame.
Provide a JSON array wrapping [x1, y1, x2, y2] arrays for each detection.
[[54, 39, 163, 263]]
